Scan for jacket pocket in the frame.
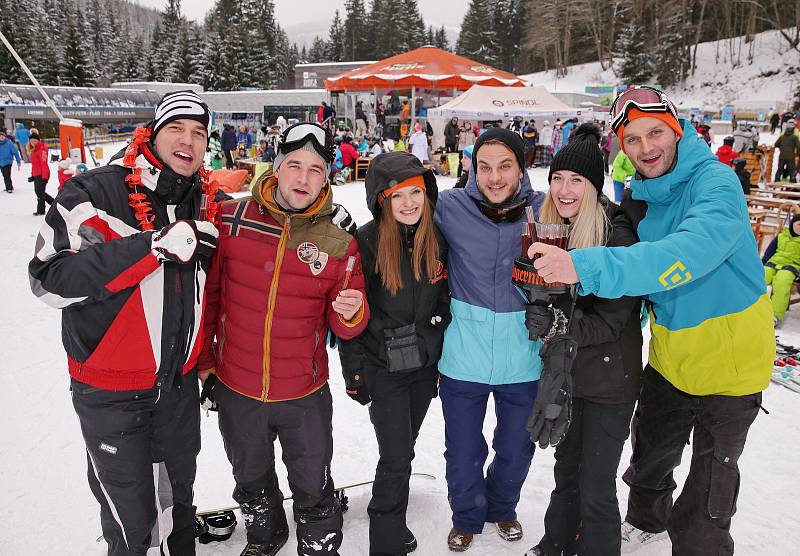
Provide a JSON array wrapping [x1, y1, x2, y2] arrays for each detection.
[[383, 323, 425, 373]]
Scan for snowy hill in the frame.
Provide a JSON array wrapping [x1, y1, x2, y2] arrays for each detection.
[[520, 28, 799, 112]]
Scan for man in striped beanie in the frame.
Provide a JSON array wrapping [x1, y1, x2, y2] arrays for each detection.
[[28, 89, 218, 554]]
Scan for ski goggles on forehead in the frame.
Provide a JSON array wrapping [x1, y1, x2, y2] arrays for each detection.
[[609, 86, 678, 133], [476, 197, 528, 223], [280, 123, 335, 163]]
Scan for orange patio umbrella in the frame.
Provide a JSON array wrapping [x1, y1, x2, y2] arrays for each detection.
[[324, 46, 526, 91]]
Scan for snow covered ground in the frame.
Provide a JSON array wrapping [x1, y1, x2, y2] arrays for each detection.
[[3, 137, 800, 555], [520, 28, 800, 111]]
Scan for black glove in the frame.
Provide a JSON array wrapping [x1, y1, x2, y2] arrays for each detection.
[[527, 335, 578, 449], [151, 220, 218, 264], [525, 303, 553, 341], [345, 369, 371, 405], [28, 176, 35, 183], [199, 374, 218, 413]]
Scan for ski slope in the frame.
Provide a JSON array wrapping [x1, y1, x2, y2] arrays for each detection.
[[2, 137, 800, 555]]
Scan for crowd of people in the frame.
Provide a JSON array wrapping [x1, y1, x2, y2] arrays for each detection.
[[24, 84, 779, 556]]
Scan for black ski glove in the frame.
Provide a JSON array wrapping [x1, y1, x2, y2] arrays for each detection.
[[527, 335, 578, 449], [28, 176, 35, 182], [151, 220, 218, 264], [345, 369, 371, 406], [199, 374, 218, 413], [525, 303, 553, 341]]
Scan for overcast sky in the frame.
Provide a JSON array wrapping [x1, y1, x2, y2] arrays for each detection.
[[131, 0, 468, 29]]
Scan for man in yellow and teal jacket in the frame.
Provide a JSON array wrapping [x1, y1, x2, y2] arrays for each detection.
[[528, 86, 774, 555], [763, 214, 800, 325]]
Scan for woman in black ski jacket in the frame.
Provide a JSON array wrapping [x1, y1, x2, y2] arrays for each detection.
[[341, 151, 450, 556], [525, 123, 643, 556]]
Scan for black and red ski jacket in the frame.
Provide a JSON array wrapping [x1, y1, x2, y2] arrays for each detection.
[[29, 145, 209, 391]]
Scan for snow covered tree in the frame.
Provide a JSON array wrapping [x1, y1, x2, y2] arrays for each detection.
[[457, 0, 500, 66], [308, 36, 330, 63], [434, 26, 450, 51], [200, 30, 229, 91], [613, 19, 652, 85], [343, 0, 370, 60], [396, 0, 426, 52], [60, 1, 95, 87], [493, 0, 526, 72], [326, 10, 345, 62], [157, 0, 184, 82]]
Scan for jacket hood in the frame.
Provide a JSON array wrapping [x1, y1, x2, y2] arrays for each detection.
[[630, 119, 718, 205], [252, 173, 333, 221], [16, 123, 24, 130], [365, 151, 437, 218]]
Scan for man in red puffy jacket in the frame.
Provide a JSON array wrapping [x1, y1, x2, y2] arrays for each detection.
[[29, 132, 54, 214], [199, 122, 369, 556], [715, 135, 737, 167]]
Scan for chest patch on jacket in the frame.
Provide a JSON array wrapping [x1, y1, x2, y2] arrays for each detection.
[[310, 252, 329, 275], [297, 242, 320, 263]]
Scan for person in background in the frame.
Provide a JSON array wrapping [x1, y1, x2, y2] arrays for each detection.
[[258, 139, 275, 163], [209, 127, 224, 170], [454, 145, 474, 189], [276, 114, 287, 131], [762, 214, 800, 328], [770, 112, 780, 134], [341, 152, 449, 556], [611, 150, 635, 202], [237, 125, 252, 150], [551, 120, 564, 156], [538, 120, 554, 167], [29, 132, 54, 215], [340, 135, 359, 173], [0, 130, 21, 193], [716, 136, 737, 167], [774, 119, 800, 183], [522, 121, 538, 168], [367, 136, 384, 158], [444, 117, 460, 153], [221, 124, 237, 169], [14, 122, 30, 163], [356, 100, 368, 137], [57, 159, 73, 191], [561, 118, 576, 147], [408, 123, 429, 163], [732, 158, 751, 195], [525, 123, 643, 556]]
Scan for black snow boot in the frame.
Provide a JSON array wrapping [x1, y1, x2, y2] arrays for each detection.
[[405, 528, 418, 553], [239, 531, 289, 556]]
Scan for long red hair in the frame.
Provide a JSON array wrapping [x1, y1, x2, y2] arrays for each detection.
[[375, 194, 439, 295]]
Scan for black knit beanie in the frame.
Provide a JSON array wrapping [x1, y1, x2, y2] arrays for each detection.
[[548, 123, 605, 193], [472, 127, 526, 173]]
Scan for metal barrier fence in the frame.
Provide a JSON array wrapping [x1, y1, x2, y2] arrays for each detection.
[[43, 131, 134, 149]]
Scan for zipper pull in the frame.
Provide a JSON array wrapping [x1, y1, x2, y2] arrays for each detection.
[[284, 214, 292, 240]]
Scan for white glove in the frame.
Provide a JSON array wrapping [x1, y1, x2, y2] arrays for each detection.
[[151, 220, 218, 264]]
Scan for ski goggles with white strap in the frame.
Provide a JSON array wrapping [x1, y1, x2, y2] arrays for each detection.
[[609, 86, 679, 134], [279, 122, 335, 163]]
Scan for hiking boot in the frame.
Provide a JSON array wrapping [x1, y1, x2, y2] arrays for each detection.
[[447, 528, 473, 552], [405, 527, 418, 553], [495, 520, 523, 541], [621, 521, 668, 553]]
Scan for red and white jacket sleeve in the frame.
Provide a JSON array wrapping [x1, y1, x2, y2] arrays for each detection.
[[28, 181, 160, 308]]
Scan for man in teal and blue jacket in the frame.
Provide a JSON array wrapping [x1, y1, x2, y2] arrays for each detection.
[[529, 87, 774, 555], [434, 128, 545, 551]]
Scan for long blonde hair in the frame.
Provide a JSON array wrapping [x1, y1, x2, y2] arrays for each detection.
[[539, 183, 610, 249]]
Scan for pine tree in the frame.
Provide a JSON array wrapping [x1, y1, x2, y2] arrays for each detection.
[[200, 30, 229, 90], [613, 20, 653, 85], [435, 26, 450, 51], [326, 10, 345, 62], [457, 0, 499, 66], [37, 0, 64, 84], [308, 36, 329, 63], [158, 0, 184, 82], [366, 0, 394, 59], [396, 0, 426, 53], [0, 0, 24, 83], [60, 1, 95, 87], [426, 26, 435, 46], [343, 0, 369, 60], [492, 0, 526, 72]]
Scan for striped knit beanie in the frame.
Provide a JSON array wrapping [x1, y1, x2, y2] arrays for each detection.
[[152, 90, 211, 142]]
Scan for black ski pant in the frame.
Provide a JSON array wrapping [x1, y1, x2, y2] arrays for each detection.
[[622, 366, 761, 556], [1, 164, 12, 191], [537, 398, 635, 556], [775, 158, 798, 183], [224, 149, 234, 169], [33, 175, 54, 214], [363, 365, 438, 556], [216, 382, 343, 555], [71, 370, 201, 556]]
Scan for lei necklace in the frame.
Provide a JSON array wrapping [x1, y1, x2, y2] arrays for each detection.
[[122, 127, 221, 231]]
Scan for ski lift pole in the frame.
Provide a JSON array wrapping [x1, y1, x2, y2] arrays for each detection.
[[0, 29, 65, 122]]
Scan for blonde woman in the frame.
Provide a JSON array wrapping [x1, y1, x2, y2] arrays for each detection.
[[526, 123, 643, 556]]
